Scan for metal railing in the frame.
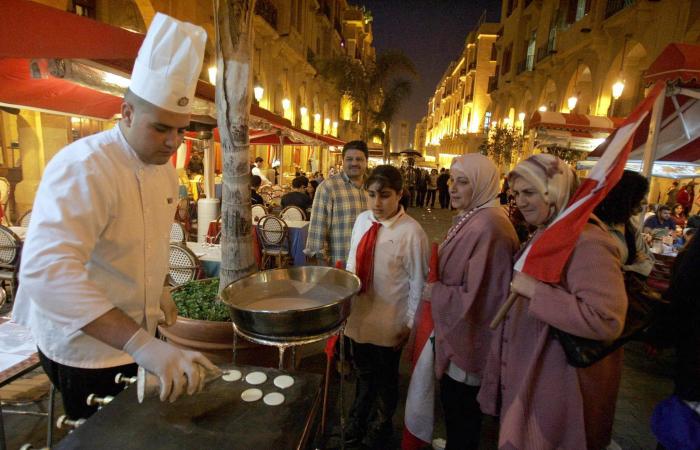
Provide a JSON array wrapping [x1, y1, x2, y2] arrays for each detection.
[[487, 76, 498, 93], [605, 0, 637, 19], [255, 0, 277, 29]]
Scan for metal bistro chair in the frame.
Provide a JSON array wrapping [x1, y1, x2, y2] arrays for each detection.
[[170, 222, 187, 243], [168, 243, 201, 287], [252, 204, 268, 223], [258, 215, 290, 269], [0, 225, 22, 304], [17, 209, 32, 228], [174, 198, 192, 238], [280, 205, 306, 221], [0, 177, 10, 226]]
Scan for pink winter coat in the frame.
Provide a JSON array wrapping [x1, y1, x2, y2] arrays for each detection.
[[431, 206, 519, 379], [478, 220, 627, 450]]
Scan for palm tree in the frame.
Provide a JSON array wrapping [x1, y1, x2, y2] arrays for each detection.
[[317, 50, 416, 158], [214, 0, 257, 291]]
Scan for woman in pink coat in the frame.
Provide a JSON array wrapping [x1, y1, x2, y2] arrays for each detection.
[[429, 154, 519, 449], [478, 154, 627, 450]]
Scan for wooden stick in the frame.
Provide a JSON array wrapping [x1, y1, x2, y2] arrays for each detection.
[[490, 291, 518, 329]]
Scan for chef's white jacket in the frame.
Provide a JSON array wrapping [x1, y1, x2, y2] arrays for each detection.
[[12, 125, 177, 368]]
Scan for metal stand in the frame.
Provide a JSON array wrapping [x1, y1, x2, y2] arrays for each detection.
[[230, 323, 346, 449]]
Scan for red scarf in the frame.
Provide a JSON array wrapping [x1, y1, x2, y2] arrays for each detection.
[[355, 221, 382, 294]]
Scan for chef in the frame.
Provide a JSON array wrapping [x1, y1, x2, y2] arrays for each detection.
[[12, 13, 217, 420]]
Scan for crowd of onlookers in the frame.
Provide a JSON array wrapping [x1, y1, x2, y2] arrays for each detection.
[[296, 139, 698, 450]]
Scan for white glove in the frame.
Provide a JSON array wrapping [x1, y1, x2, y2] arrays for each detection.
[[159, 287, 178, 327], [123, 329, 219, 402]]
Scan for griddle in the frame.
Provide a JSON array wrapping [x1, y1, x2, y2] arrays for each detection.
[[53, 365, 323, 450]]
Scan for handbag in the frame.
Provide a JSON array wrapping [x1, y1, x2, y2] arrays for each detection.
[[552, 271, 668, 368]]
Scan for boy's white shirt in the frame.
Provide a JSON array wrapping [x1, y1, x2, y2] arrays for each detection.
[[345, 207, 429, 346]]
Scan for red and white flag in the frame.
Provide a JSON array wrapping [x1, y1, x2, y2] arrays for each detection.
[[402, 243, 439, 450], [516, 81, 666, 282]]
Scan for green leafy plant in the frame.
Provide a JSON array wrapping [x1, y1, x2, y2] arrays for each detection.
[[171, 279, 231, 322], [479, 125, 524, 167]]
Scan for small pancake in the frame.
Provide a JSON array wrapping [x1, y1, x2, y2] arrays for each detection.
[[241, 388, 263, 402], [222, 370, 242, 382], [273, 375, 294, 389], [263, 392, 285, 406], [245, 371, 267, 385]]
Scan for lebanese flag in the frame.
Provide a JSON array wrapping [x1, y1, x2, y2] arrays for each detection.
[[516, 81, 666, 282], [402, 243, 439, 450]]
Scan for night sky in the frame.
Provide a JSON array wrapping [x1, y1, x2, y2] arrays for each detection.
[[355, 0, 501, 145]]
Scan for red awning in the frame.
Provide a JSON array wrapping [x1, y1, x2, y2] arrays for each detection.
[[528, 111, 623, 134], [527, 111, 623, 152], [0, 58, 123, 119], [644, 43, 700, 88], [0, 0, 143, 60], [590, 85, 700, 163]]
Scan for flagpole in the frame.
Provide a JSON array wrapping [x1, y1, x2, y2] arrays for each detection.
[[490, 291, 518, 329]]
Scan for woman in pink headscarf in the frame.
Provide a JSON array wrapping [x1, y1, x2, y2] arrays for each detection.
[[428, 154, 519, 449], [478, 154, 627, 450]]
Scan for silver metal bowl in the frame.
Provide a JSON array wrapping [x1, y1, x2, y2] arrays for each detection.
[[220, 266, 361, 343]]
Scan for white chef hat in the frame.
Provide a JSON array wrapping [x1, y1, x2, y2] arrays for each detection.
[[129, 12, 207, 114]]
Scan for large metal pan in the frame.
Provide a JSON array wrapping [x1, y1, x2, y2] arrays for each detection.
[[220, 266, 361, 343]]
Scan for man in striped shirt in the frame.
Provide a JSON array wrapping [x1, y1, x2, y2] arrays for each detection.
[[305, 140, 368, 266]]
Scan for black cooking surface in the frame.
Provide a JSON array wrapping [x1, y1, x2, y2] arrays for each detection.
[[54, 365, 323, 449]]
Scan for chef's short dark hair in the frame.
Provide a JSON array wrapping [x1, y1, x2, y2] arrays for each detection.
[[365, 165, 403, 193], [292, 176, 309, 189]]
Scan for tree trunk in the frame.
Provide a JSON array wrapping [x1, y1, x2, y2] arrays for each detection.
[[215, 0, 257, 292], [383, 122, 392, 163]]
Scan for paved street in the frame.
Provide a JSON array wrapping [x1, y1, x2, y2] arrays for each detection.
[[3, 206, 674, 449]]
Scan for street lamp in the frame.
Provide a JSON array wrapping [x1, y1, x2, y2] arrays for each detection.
[[518, 112, 526, 122], [300, 106, 308, 116], [253, 84, 264, 102], [282, 98, 291, 111], [612, 81, 625, 100], [538, 105, 547, 112], [207, 66, 217, 85], [567, 95, 578, 111]]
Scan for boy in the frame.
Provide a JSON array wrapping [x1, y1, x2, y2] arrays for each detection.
[[345, 165, 429, 448]]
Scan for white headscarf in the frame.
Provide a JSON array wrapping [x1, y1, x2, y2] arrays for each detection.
[[450, 153, 501, 212], [508, 153, 578, 224]]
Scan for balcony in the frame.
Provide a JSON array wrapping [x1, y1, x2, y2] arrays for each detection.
[[516, 54, 535, 75], [487, 76, 498, 93], [605, 0, 637, 19], [255, 0, 277, 29]]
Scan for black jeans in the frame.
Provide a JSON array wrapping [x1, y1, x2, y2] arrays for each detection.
[[38, 349, 137, 420], [439, 189, 450, 209], [348, 340, 402, 433], [426, 190, 437, 208], [440, 375, 483, 450], [416, 189, 427, 208]]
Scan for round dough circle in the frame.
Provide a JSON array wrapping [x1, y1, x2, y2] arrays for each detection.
[[222, 369, 242, 382], [245, 371, 267, 385], [273, 375, 294, 389], [241, 388, 263, 402], [263, 392, 285, 406]]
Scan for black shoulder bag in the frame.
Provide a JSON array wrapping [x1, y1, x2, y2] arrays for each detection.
[[552, 222, 669, 368]]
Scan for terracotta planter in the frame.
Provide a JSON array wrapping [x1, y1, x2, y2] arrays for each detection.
[[159, 316, 279, 367], [160, 279, 278, 367]]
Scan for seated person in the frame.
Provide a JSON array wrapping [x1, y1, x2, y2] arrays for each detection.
[[281, 176, 312, 211], [251, 175, 264, 205], [644, 204, 676, 234]]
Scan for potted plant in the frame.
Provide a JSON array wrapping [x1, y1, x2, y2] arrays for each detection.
[[158, 278, 277, 366]]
